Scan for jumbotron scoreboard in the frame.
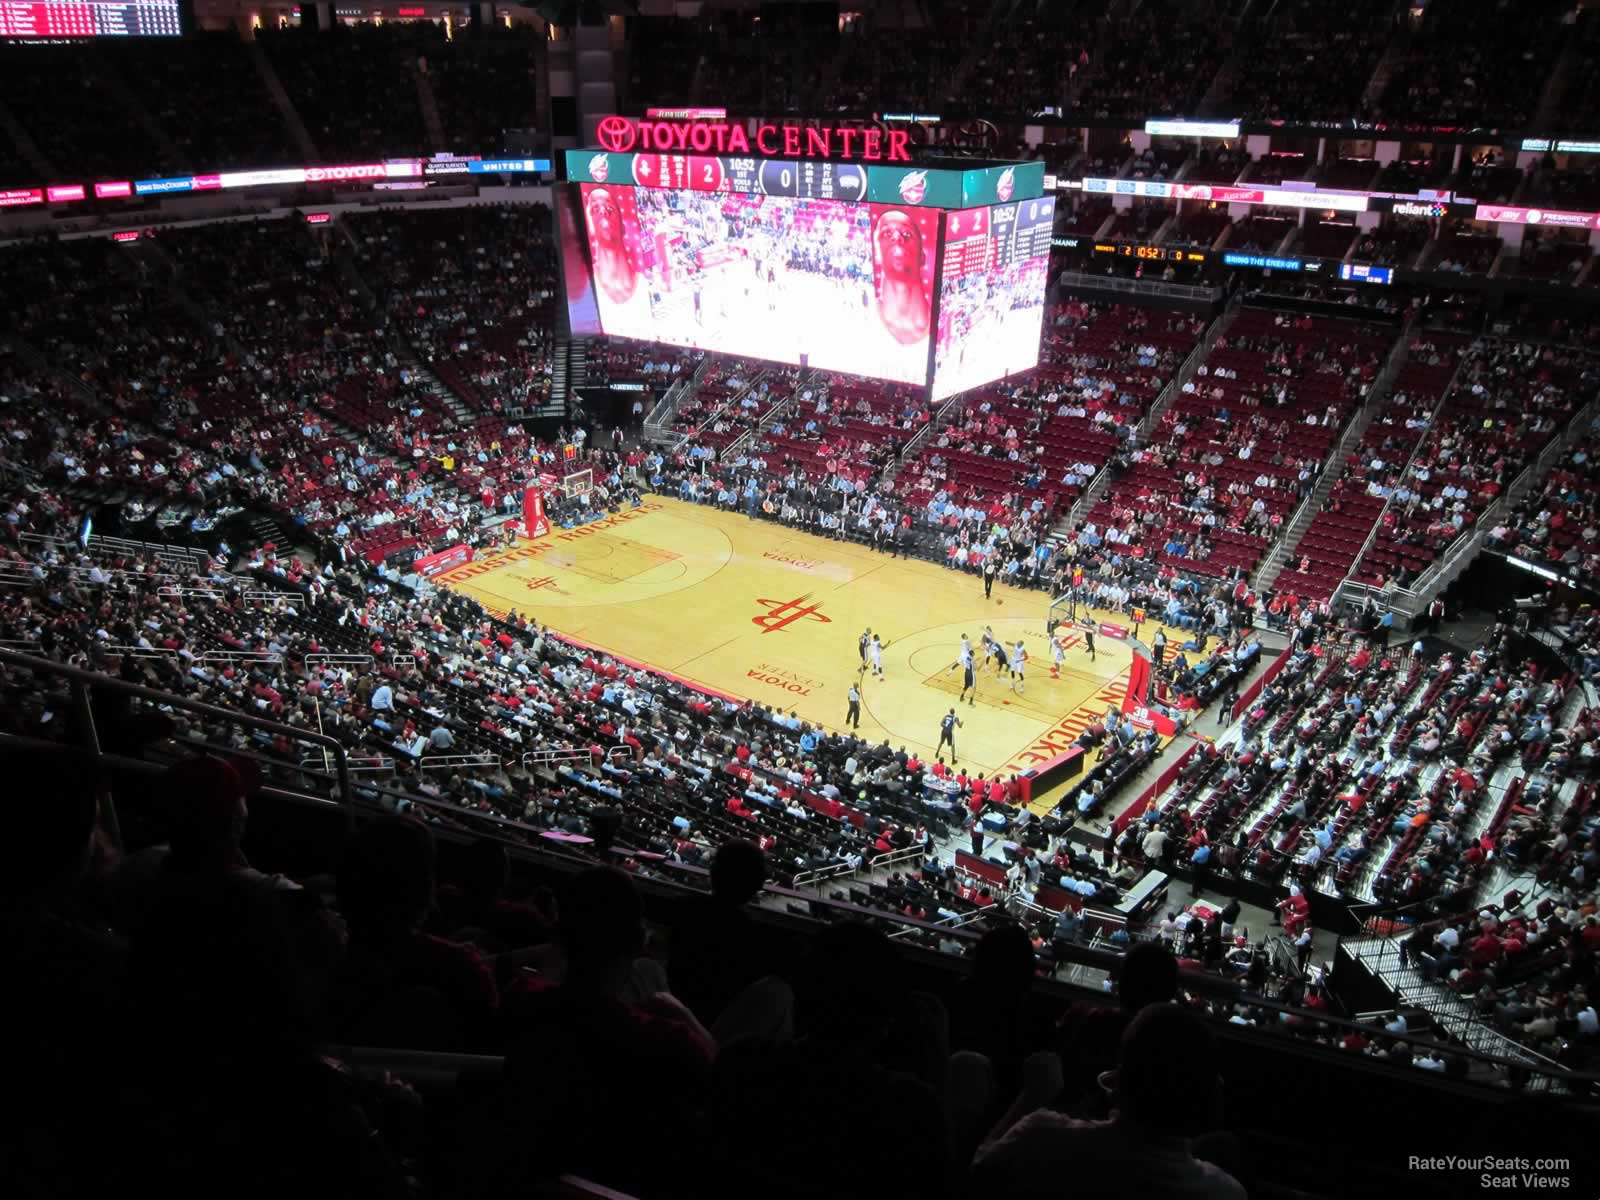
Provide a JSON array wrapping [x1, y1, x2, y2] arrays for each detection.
[[560, 115, 1053, 395]]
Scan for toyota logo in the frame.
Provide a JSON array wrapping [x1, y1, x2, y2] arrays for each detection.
[[596, 116, 638, 153]]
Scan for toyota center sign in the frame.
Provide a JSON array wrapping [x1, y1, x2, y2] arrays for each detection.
[[595, 115, 913, 163]]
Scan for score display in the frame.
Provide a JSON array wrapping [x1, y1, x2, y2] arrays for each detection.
[[1091, 242, 1207, 263], [0, 0, 182, 37], [626, 153, 867, 202], [1339, 262, 1393, 286]]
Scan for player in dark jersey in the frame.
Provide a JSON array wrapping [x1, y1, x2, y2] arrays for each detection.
[[937, 708, 962, 762]]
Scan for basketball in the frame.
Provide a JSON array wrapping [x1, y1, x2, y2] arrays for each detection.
[[997, 600, 1003, 606]]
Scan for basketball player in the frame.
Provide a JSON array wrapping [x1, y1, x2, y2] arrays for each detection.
[[859, 627, 872, 669], [959, 652, 977, 706], [990, 629, 1010, 677], [584, 188, 638, 306], [1051, 633, 1065, 679], [950, 634, 977, 705], [846, 681, 861, 729], [868, 633, 884, 679], [937, 707, 962, 763], [1009, 640, 1028, 694], [948, 632, 973, 673]]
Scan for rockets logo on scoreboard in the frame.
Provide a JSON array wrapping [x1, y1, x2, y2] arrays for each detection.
[[898, 169, 929, 204], [996, 166, 1015, 202], [588, 153, 610, 183]]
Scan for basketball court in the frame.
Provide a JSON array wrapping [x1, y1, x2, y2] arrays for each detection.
[[434, 497, 1158, 793]]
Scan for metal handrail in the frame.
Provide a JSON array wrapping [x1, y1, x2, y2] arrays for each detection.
[[4, 644, 1588, 1090], [1254, 320, 1416, 591], [1057, 270, 1224, 301], [672, 368, 767, 455], [0, 647, 354, 833]]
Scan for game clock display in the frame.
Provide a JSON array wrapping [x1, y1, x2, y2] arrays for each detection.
[[1091, 242, 1207, 263]]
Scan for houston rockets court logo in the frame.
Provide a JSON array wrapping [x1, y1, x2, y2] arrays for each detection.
[[752, 593, 832, 634]]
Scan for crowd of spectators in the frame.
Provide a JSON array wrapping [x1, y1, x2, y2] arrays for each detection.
[[421, 27, 545, 155], [1372, 0, 1570, 129], [259, 24, 434, 162], [348, 205, 560, 417], [0, 43, 185, 186], [1488, 419, 1600, 586], [1074, 0, 1231, 120], [1224, 0, 1395, 123], [106, 33, 303, 173], [1354, 338, 1592, 590]]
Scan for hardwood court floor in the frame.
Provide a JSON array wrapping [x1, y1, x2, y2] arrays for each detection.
[[435, 497, 1143, 784]]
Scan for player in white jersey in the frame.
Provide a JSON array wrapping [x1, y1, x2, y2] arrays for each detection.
[[1051, 633, 1066, 678], [1009, 640, 1028, 694], [868, 633, 884, 679], [948, 633, 973, 673], [950, 633, 977, 705]]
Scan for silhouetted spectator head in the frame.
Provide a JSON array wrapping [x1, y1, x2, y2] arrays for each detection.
[[973, 922, 1036, 995], [797, 922, 902, 1046], [1118, 942, 1179, 1009], [0, 749, 96, 900], [559, 866, 644, 974], [338, 814, 436, 938], [163, 754, 250, 871], [129, 871, 314, 1052], [457, 835, 510, 905], [710, 839, 766, 905], [1115, 1002, 1222, 1137]]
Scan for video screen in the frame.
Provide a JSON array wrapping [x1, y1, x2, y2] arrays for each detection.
[[555, 186, 603, 337], [577, 182, 939, 386], [0, 0, 183, 37], [930, 197, 1055, 402]]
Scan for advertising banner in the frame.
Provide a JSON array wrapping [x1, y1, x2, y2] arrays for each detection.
[[960, 161, 1044, 207], [565, 150, 638, 186], [1473, 204, 1600, 228], [523, 488, 551, 539], [865, 164, 964, 209], [414, 544, 475, 578]]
